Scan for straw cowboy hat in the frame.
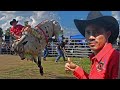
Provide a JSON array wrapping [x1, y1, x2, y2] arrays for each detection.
[[74, 11, 119, 44], [10, 19, 18, 25]]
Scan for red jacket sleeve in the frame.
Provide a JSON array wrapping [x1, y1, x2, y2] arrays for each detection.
[[108, 50, 120, 79], [17, 24, 24, 31], [10, 28, 14, 35], [73, 66, 89, 79]]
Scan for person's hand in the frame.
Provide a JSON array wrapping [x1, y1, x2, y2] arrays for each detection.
[[23, 27, 29, 31], [65, 57, 78, 72], [14, 35, 21, 39], [35, 26, 39, 29]]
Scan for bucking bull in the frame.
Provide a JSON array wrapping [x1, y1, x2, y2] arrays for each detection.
[[11, 19, 63, 75]]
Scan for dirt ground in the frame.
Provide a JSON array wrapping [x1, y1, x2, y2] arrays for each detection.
[[0, 55, 75, 79]]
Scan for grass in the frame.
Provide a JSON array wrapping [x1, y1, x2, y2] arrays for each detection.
[[0, 55, 90, 79]]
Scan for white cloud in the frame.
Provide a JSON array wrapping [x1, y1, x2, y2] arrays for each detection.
[[112, 11, 120, 36], [0, 11, 75, 37], [16, 16, 24, 21], [29, 16, 37, 27], [112, 11, 120, 21], [1, 22, 9, 33], [1, 22, 8, 28], [0, 11, 16, 14], [0, 11, 60, 31], [0, 16, 6, 21], [62, 26, 80, 38], [29, 11, 44, 27], [0, 13, 15, 21]]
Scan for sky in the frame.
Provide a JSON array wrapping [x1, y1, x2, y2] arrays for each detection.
[[0, 11, 120, 38]]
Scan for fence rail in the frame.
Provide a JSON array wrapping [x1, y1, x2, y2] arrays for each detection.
[[47, 43, 92, 57], [1, 38, 119, 58]]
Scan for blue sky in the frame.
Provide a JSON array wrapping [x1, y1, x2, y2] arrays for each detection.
[[56, 11, 111, 27], [0, 11, 119, 38], [55, 11, 113, 37]]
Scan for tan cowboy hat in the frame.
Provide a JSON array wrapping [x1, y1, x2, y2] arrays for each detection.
[[10, 19, 18, 25], [74, 11, 119, 44]]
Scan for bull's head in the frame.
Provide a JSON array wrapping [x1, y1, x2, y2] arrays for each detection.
[[50, 20, 63, 41], [36, 19, 63, 42]]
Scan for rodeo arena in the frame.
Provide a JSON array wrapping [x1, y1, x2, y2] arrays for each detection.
[[0, 32, 93, 57], [0, 19, 120, 79]]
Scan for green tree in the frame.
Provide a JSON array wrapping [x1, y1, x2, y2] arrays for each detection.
[[0, 27, 3, 37], [5, 27, 10, 36], [24, 21, 29, 26]]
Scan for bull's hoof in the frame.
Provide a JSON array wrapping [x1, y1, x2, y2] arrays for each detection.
[[39, 66, 44, 76], [40, 72, 44, 76], [21, 57, 25, 60]]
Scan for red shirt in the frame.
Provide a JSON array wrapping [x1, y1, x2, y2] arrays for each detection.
[[73, 43, 120, 79], [10, 24, 24, 39]]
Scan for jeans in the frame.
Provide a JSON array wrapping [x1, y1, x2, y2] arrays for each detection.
[[55, 48, 65, 62], [43, 48, 49, 59]]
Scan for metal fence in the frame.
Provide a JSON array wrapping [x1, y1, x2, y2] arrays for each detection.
[[1, 38, 119, 58], [47, 39, 93, 58], [47, 44, 92, 57], [0, 38, 93, 57]]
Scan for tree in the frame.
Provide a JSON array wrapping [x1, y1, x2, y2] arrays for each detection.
[[0, 27, 3, 37], [5, 27, 10, 36], [4, 27, 11, 43], [24, 21, 29, 26]]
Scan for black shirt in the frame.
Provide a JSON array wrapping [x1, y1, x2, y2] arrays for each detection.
[[57, 41, 65, 50]]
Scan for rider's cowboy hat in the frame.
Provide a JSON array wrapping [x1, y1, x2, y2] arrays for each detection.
[[74, 11, 119, 44], [10, 19, 18, 25]]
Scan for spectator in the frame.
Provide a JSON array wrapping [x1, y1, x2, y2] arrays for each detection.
[[43, 44, 49, 61], [55, 40, 68, 62]]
